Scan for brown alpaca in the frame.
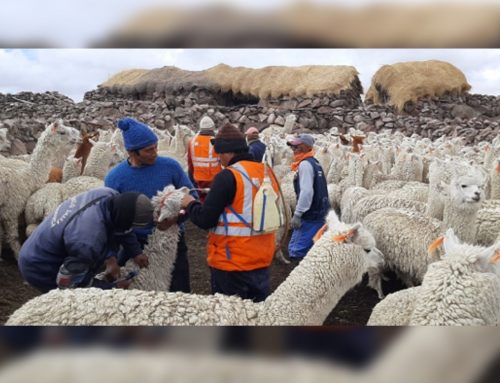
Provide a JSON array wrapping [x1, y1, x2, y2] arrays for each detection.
[[352, 135, 365, 153], [47, 167, 63, 183], [74, 130, 99, 174]]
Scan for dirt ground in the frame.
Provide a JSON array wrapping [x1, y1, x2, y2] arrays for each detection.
[[0, 222, 394, 325]]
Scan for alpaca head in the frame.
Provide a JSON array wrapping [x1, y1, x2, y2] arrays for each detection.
[[319, 210, 384, 270], [152, 185, 191, 222], [441, 229, 500, 277], [43, 120, 82, 149], [440, 168, 486, 207]]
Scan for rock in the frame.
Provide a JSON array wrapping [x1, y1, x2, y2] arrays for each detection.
[[9, 138, 27, 155], [451, 104, 479, 120]]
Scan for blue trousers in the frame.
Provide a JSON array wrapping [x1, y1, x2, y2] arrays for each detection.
[[288, 219, 325, 259], [210, 267, 270, 302]]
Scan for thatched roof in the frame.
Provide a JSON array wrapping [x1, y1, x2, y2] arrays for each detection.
[[100, 64, 360, 99], [365, 60, 471, 110]]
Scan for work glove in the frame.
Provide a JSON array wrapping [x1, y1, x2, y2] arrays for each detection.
[[291, 215, 302, 229]]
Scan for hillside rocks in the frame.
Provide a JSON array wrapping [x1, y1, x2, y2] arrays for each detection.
[[0, 89, 498, 155]]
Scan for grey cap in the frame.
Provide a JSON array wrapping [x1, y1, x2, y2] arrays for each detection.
[[132, 194, 154, 227], [287, 133, 315, 147]]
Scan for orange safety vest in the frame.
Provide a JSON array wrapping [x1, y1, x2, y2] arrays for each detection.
[[207, 160, 280, 271], [189, 133, 222, 182]]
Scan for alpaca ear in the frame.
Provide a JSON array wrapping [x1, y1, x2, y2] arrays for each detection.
[[476, 243, 500, 272], [179, 186, 190, 194], [89, 138, 98, 146]]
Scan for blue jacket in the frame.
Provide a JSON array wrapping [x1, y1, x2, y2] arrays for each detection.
[[248, 140, 267, 162], [18, 187, 140, 293], [293, 157, 330, 221]]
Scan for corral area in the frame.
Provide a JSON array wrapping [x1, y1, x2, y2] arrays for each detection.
[[0, 221, 383, 325]]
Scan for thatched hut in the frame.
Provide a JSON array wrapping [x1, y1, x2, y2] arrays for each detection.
[[97, 64, 362, 107], [365, 60, 471, 111]]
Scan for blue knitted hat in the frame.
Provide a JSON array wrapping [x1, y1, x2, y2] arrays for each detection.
[[117, 117, 158, 151]]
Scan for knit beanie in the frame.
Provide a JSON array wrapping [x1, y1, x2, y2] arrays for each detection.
[[199, 116, 215, 131], [211, 123, 248, 154], [109, 192, 154, 232], [117, 117, 158, 151]]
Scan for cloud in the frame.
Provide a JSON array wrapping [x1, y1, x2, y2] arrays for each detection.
[[0, 49, 499, 102]]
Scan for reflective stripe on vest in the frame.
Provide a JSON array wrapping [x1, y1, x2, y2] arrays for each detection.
[[207, 161, 277, 271], [190, 133, 221, 181], [217, 162, 255, 229]]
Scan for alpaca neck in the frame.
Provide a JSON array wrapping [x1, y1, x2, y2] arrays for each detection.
[[260, 242, 365, 325], [174, 131, 185, 155], [442, 200, 479, 243], [29, 133, 56, 186]]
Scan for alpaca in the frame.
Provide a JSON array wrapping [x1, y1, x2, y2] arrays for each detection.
[[7, 211, 384, 325], [363, 168, 487, 286], [0, 120, 80, 258], [82, 140, 124, 179], [121, 185, 187, 291], [369, 229, 500, 326]]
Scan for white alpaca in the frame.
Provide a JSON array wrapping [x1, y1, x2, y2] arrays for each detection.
[[0, 127, 11, 152], [368, 229, 500, 326], [82, 140, 125, 179], [0, 120, 80, 258], [426, 158, 477, 220], [121, 186, 187, 291], [61, 156, 82, 182], [351, 195, 426, 223], [24, 174, 103, 236], [363, 169, 486, 286], [490, 157, 500, 199], [7, 211, 384, 325]]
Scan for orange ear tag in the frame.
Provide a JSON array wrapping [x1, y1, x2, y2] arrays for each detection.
[[313, 224, 328, 243], [428, 236, 444, 255], [489, 251, 500, 264]]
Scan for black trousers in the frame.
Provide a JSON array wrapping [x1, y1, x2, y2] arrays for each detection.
[[210, 267, 270, 302], [169, 231, 191, 293]]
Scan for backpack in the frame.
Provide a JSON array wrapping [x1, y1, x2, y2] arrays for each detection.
[[231, 155, 282, 233]]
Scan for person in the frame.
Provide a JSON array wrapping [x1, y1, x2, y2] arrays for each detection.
[[286, 133, 330, 263], [104, 117, 196, 293], [18, 187, 154, 293], [245, 126, 266, 162], [187, 116, 222, 202], [180, 123, 280, 302]]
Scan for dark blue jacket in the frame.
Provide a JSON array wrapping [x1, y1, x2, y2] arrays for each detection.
[[18, 187, 140, 293], [248, 140, 267, 162], [293, 157, 330, 221]]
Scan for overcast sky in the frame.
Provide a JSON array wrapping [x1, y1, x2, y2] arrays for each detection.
[[1, 49, 499, 102]]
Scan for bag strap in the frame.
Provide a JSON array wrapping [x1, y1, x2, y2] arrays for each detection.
[[63, 195, 107, 232]]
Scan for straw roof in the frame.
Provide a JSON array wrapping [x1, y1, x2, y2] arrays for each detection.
[[205, 64, 359, 98], [365, 60, 471, 110], [101, 69, 150, 87], [100, 64, 360, 99]]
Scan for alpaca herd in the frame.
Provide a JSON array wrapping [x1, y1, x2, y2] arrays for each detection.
[[1, 118, 500, 325]]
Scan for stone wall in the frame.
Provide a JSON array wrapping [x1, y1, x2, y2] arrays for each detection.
[[0, 89, 498, 156]]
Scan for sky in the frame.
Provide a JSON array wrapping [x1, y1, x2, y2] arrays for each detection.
[[0, 49, 499, 102]]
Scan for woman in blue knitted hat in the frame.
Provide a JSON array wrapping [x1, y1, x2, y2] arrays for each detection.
[[104, 117, 197, 293]]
